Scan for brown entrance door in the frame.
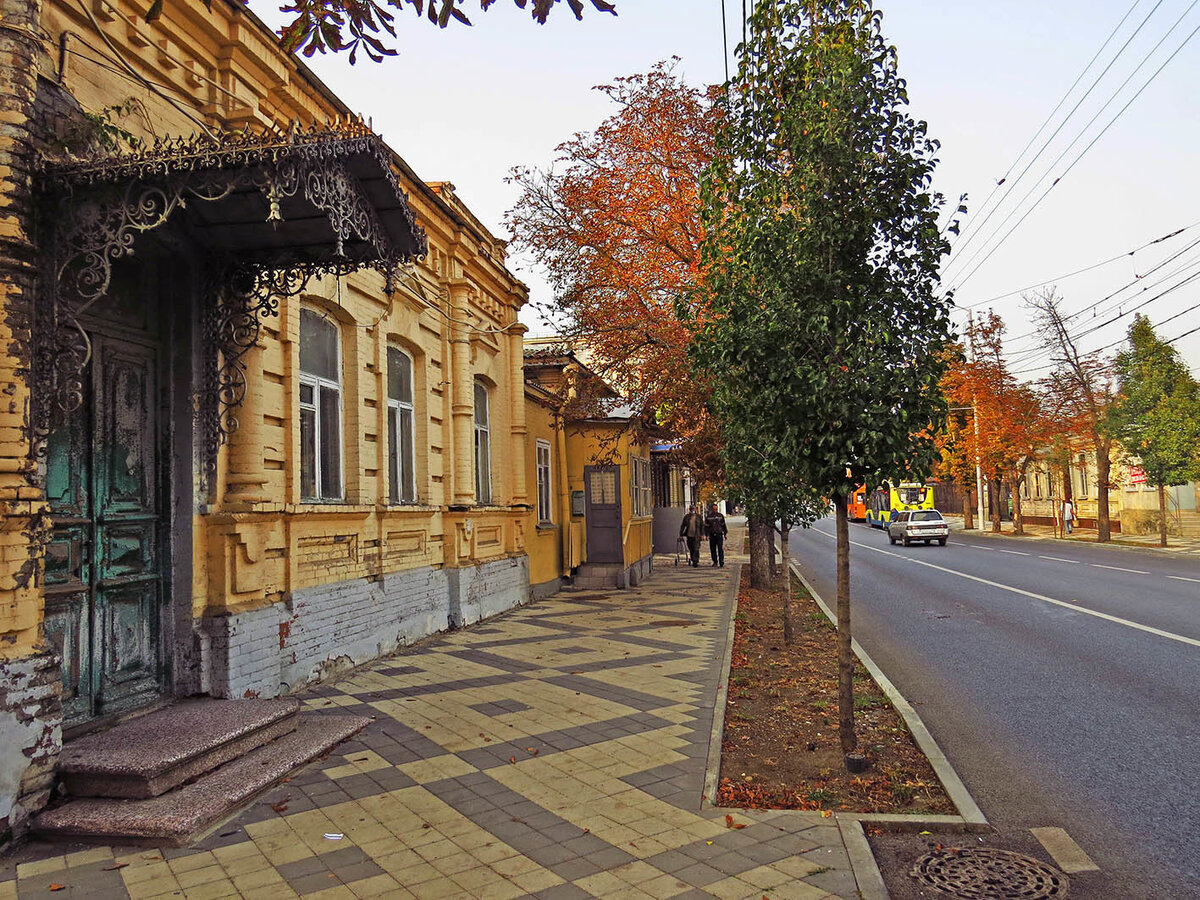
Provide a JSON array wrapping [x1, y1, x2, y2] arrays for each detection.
[[584, 465, 622, 564], [43, 278, 165, 727]]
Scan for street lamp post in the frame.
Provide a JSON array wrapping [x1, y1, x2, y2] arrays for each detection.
[[973, 401, 985, 531]]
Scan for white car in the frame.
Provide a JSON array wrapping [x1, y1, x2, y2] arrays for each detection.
[[887, 510, 949, 546]]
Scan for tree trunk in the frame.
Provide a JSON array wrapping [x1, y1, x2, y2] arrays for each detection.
[[1096, 439, 1112, 542], [963, 487, 974, 530], [1012, 476, 1024, 535], [780, 523, 793, 644], [748, 516, 773, 589], [835, 499, 856, 755], [989, 479, 1001, 533], [1158, 482, 1169, 548]]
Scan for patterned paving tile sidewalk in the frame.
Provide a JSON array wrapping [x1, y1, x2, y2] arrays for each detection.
[[3, 544, 867, 899]]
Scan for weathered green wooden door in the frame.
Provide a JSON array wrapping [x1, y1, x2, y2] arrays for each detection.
[[44, 330, 163, 726]]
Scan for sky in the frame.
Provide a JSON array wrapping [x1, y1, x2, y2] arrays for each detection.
[[253, 0, 1200, 377]]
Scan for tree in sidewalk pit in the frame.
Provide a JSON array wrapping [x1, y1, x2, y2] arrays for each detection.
[[690, 0, 958, 767], [1027, 288, 1116, 541], [941, 312, 1050, 535], [1109, 314, 1200, 547], [238, 0, 615, 64], [507, 60, 722, 476]]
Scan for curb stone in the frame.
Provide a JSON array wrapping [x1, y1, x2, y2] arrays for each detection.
[[790, 559, 990, 833], [702, 560, 741, 807], [837, 818, 890, 900]]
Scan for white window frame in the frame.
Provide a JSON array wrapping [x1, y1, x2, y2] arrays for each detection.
[[387, 346, 417, 504], [536, 440, 553, 524], [474, 379, 492, 505], [299, 309, 343, 502], [631, 456, 651, 517]]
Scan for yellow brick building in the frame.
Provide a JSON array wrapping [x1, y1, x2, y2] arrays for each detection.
[[522, 345, 655, 593], [0, 0, 541, 841]]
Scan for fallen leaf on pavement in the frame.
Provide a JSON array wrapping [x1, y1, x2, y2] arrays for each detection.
[[101, 863, 129, 871]]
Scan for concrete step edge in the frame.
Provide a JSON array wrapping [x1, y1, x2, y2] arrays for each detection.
[[34, 713, 369, 846], [62, 712, 300, 800], [59, 698, 301, 792]]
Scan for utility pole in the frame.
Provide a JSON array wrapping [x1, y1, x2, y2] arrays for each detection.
[[968, 312, 985, 531]]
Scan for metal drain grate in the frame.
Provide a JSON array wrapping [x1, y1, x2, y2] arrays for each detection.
[[910, 847, 1069, 899]]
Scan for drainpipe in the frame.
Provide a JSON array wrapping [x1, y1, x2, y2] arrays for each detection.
[[556, 408, 571, 575]]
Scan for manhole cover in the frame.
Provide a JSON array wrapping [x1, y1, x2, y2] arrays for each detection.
[[910, 847, 1069, 899]]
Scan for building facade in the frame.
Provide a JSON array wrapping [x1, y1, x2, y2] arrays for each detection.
[[0, 0, 535, 842], [522, 346, 655, 593]]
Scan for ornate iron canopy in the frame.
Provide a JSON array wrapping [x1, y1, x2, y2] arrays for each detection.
[[34, 120, 428, 464]]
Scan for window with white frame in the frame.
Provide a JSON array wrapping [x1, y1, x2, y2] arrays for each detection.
[[536, 440, 553, 524], [1075, 453, 1089, 498], [474, 379, 491, 504], [387, 346, 416, 504], [299, 308, 343, 501], [631, 456, 651, 516]]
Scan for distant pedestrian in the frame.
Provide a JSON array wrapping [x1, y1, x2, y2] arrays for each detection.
[[679, 505, 705, 567], [1062, 499, 1075, 535], [705, 506, 728, 567]]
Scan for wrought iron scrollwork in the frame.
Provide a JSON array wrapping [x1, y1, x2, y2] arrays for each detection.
[[200, 259, 357, 472], [33, 120, 427, 456]]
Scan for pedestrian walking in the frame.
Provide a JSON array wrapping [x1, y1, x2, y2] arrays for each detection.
[[705, 505, 728, 567], [1062, 498, 1075, 535], [679, 505, 705, 567]]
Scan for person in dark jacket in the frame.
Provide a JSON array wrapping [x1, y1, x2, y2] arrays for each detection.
[[705, 506, 728, 567], [679, 505, 705, 567]]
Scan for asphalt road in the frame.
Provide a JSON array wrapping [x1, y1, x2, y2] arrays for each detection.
[[790, 518, 1200, 900]]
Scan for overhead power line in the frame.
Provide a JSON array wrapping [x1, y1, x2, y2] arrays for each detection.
[[943, 0, 1153, 277], [948, 1, 1200, 292], [956, 221, 1200, 310], [1009, 296, 1200, 377]]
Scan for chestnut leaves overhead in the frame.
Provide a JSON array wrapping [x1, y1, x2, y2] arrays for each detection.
[[275, 0, 616, 63]]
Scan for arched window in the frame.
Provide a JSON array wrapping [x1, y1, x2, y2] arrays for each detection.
[[299, 308, 342, 501], [474, 379, 491, 504], [387, 347, 416, 504]]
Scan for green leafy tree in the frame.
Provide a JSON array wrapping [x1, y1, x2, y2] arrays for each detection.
[[1110, 314, 1200, 546], [692, 0, 957, 764], [719, 416, 826, 641]]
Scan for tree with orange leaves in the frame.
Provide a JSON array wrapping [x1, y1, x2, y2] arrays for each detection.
[[506, 59, 719, 471], [942, 311, 1051, 534]]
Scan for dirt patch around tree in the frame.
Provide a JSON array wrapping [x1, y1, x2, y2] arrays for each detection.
[[716, 569, 955, 815]]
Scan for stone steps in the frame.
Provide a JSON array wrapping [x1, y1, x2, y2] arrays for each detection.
[[35, 704, 369, 847], [58, 698, 300, 799]]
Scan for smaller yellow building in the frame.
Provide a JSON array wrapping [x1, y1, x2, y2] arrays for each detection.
[[523, 345, 654, 593]]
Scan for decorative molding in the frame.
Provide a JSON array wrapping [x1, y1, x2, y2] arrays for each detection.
[[32, 122, 427, 459]]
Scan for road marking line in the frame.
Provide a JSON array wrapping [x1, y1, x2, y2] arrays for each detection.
[[809, 528, 1200, 649], [1090, 564, 1150, 575], [1167, 575, 1200, 584], [996, 549, 1030, 556], [1030, 827, 1100, 873], [1039, 556, 1081, 564]]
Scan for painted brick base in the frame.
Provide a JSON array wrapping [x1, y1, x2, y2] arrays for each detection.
[[201, 556, 531, 700], [0, 649, 62, 848]]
